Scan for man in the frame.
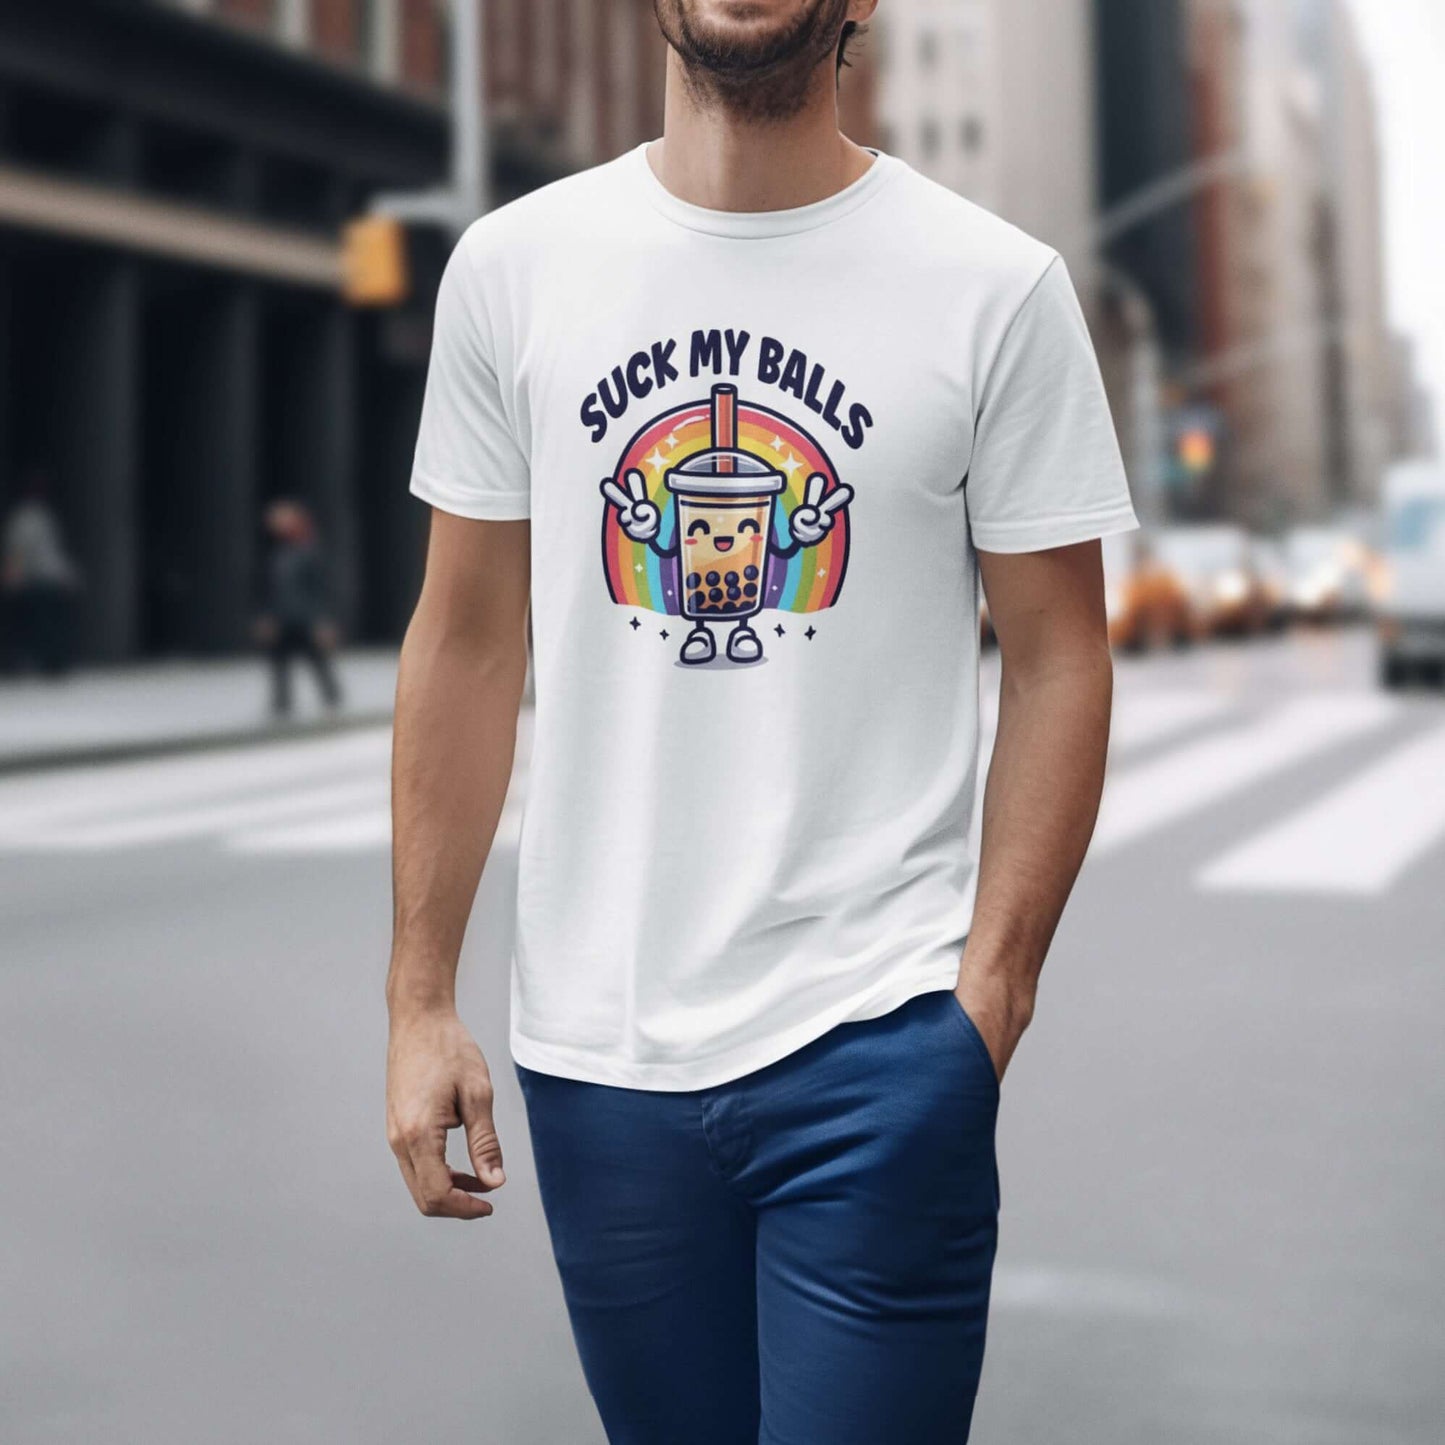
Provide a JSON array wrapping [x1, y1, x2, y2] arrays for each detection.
[[254, 499, 343, 720], [2, 467, 79, 677], [387, 2, 1136, 1439]]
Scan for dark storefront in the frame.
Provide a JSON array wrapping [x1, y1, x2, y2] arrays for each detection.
[[0, 0, 451, 660]]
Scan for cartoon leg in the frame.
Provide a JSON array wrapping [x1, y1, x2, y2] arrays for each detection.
[[680, 623, 715, 665], [726, 621, 763, 664]]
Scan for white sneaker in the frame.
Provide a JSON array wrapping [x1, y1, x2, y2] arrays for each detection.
[[726, 625, 763, 664], [680, 626, 715, 665]]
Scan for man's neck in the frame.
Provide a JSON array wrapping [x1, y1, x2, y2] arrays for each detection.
[[647, 51, 874, 214]]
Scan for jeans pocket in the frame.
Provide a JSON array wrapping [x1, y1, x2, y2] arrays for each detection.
[[941, 990, 1001, 1094]]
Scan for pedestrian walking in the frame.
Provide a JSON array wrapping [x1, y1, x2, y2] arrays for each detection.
[[386, 3, 1137, 1440], [2, 467, 80, 677], [255, 499, 342, 719]]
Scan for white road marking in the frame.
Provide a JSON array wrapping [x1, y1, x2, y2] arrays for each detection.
[[1197, 724, 1445, 895], [0, 730, 389, 837], [1092, 695, 1397, 857], [225, 784, 529, 856], [1108, 691, 1236, 753], [13, 778, 387, 851], [227, 806, 392, 855], [979, 690, 1236, 758]]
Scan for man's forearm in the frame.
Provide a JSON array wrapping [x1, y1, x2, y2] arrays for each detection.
[[959, 643, 1113, 1031], [387, 605, 528, 1018]]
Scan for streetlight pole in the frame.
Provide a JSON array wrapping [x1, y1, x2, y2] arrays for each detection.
[[371, 0, 488, 237]]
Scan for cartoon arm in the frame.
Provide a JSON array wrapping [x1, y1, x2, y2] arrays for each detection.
[[600, 469, 677, 558], [774, 473, 853, 558]]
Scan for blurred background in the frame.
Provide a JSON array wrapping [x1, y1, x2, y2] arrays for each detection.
[[1, 3, 1442, 1443]]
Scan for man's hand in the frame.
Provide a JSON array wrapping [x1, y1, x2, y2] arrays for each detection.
[[953, 967, 1035, 1084], [386, 1008, 506, 1219]]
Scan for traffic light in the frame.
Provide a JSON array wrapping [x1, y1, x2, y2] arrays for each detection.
[[341, 215, 409, 307], [1178, 426, 1216, 475]]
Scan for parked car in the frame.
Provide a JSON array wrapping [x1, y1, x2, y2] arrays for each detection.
[[1377, 460, 1445, 687], [1282, 525, 1372, 623], [1154, 524, 1273, 637], [1102, 531, 1199, 651]]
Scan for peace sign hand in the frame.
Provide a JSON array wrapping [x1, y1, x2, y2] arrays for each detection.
[[788, 474, 853, 547], [600, 469, 661, 542]]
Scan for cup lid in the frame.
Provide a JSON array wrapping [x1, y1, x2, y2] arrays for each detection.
[[664, 448, 785, 497]]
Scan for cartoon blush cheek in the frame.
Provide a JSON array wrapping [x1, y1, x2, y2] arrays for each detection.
[[685, 537, 697, 546]]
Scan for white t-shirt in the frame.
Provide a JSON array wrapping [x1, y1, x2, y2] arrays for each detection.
[[411, 142, 1137, 1091]]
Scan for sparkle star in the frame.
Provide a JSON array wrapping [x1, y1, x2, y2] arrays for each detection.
[[664, 432, 680, 450], [634, 562, 644, 572], [770, 434, 785, 452], [780, 452, 804, 479], [774, 623, 786, 637], [629, 617, 641, 630], [645, 447, 668, 472], [659, 628, 670, 640], [817, 568, 827, 577], [805, 626, 817, 640]]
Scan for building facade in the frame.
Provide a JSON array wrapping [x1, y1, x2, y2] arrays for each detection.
[[0, 0, 459, 660]]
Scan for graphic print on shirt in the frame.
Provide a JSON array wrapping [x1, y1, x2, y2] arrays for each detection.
[[598, 382, 853, 666]]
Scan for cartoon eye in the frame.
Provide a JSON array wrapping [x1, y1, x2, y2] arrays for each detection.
[[737, 518, 761, 534], [687, 519, 712, 536]]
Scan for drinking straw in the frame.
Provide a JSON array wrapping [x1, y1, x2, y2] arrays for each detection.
[[712, 383, 736, 474]]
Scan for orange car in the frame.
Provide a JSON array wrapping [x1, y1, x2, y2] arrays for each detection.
[[1103, 532, 1200, 651]]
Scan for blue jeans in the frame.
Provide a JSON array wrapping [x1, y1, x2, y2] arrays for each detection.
[[515, 987, 1001, 1444]]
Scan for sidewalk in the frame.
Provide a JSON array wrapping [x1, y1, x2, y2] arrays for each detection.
[[0, 650, 398, 773]]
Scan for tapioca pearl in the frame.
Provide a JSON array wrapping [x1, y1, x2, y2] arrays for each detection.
[[724, 571, 739, 586], [705, 571, 720, 586], [743, 565, 759, 581], [709, 587, 723, 602], [690, 590, 706, 610], [726, 586, 741, 601], [686, 572, 701, 589], [743, 582, 757, 598]]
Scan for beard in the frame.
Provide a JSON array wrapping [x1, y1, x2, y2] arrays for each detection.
[[653, 0, 853, 122]]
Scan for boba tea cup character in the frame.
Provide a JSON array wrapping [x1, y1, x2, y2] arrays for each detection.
[[599, 384, 853, 665]]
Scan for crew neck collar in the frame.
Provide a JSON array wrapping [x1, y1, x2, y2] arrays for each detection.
[[628, 140, 899, 239]]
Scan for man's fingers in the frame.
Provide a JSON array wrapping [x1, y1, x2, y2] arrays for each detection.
[[601, 477, 632, 512], [460, 1086, 507, 1189], [803, 472, 826, 508], [820, 483, 853, 515], [410, 1148, 494, 1219]]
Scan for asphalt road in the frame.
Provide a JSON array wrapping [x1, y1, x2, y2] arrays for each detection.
[[2, 627, 1442, 1444]]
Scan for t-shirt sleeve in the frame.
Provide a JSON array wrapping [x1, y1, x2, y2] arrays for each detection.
[[409, 233, 531, 520], [965, 255, 1138, 554]]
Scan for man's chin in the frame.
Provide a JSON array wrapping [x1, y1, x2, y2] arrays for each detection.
[[660, 0, 842, 75]]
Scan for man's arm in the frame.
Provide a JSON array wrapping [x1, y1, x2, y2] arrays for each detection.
[[386, 510, 530, 1219], [955, 539, 1115, 1080]]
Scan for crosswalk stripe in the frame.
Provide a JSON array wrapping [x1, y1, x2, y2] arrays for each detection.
[[12, 777, 386, 851], [978, 690, 1235, 758], [227, 806, 392, 855], [1108, 692, 1236, 753], [225, 784, 529, 856], [1196, 724, 1445, 895], [0, 730, 389, 836], [1091, 695, 1398, 857]]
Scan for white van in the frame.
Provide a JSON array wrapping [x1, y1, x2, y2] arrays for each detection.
[[1378, 460, 1445, 687]]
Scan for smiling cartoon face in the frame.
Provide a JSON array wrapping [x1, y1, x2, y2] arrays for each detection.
[[676, 495, 774, 618]]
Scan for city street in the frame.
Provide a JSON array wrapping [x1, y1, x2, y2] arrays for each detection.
[[2, 627, 1442, 1445]]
